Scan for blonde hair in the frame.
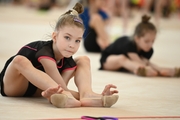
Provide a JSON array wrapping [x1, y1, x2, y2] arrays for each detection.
[[55, 3, 84, 31]]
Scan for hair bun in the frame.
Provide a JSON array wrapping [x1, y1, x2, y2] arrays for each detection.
[[73, 2, 84, 14], [142, 15, 151, 23]]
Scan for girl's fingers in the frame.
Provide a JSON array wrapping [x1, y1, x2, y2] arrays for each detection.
[[57, 88, 63, 93], [106, 84, 117, 89], [112, 90, 119, 94], [109, 84, 117, 88], [102, 84, 118, 95]]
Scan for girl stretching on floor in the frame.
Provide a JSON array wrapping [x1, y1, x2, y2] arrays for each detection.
[[0, 3, 119, 108], [99, 15, 180, 77]]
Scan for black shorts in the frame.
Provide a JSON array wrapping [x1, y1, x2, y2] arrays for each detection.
[[99, 52, 108, 70], [0, 56, 37, 97], [84, 28, 101, 53]]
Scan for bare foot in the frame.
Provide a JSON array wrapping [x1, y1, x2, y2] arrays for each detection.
[[101, 84, 118, 96], [41, 85, 63, 101]]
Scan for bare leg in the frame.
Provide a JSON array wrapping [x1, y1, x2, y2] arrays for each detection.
[[149, 62, 177, 77], [3, 55, 59, 96], [3, 55, 81, 107], [158, 67, 176, 77], [103, 55, 143, 73], [103, 55, 158, 77], [74, 56, 119, 107], [142, 0, 153, 16], [142, 0, 163, 29], [154, 0, 166, 28]]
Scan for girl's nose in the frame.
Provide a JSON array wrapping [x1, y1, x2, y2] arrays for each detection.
[[69, 43, 74, 48]]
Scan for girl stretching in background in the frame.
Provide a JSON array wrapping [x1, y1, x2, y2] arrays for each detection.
[[99, 15, 180, 77]]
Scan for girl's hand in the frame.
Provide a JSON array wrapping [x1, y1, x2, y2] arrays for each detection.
[[101, 84, 118, 96], [41, 85, 63, 101]]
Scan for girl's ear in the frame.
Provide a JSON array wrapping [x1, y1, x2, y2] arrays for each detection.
[[52, 32, 57, 43]]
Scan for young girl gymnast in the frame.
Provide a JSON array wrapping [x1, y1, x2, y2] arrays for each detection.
[[99, 15, 180, 77], [0, 3, 119, 108]]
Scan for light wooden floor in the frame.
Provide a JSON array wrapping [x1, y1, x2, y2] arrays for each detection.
[[0, 4, 180, 120]]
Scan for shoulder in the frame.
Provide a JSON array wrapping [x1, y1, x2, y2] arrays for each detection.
[[35, 40, 54, 58], [114, 36, 131, 44], [25, 40, 52, 49], [105, 36, 130, 50], [17, 40, 52, 55]]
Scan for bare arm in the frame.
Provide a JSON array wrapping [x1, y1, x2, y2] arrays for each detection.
[[40, 58, 79, 99], [127, 52, 147, 66], [39, 59, 71, 90]]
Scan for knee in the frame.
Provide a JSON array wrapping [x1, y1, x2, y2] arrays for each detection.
[[118, 55, 128, 62], [75, 56, 90, 65], [12, 55, 29, 68]]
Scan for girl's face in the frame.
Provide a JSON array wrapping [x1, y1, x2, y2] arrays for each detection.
[[52, 25, 84, 58], [135, 31, 156, 52]]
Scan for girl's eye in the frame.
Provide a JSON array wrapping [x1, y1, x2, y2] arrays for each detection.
[[76, 40, 81, 43], [65, 36, 70, 40], [145, 41, 149, 43], [145, 39, 150, 43]]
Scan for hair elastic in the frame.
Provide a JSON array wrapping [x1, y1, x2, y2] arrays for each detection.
[[70, 9, 78, 16], [74, 18, 83, 24]]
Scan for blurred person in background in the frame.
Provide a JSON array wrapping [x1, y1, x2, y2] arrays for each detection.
[[79, 0, 111, 53], [99, 15, 180, 77], [142, 0, 174, 28], [101, 0, 130, 35]]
